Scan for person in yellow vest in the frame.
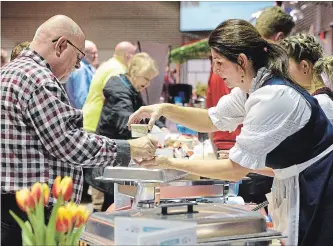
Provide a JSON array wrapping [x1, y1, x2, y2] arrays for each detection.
[[82, 41, 137, 133], [82, 41, 137, 211]]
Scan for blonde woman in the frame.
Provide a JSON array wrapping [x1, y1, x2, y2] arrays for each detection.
[[281, 33, 333, 123], [92, 52, 165, 211], [312, 56, 333, 122], [96, 52, 165, 139]]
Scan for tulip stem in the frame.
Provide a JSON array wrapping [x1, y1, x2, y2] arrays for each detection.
[[70, 226, 85, 245]]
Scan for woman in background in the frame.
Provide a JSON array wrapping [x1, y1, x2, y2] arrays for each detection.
[[281, 33, 333, 123], [95, 52, 165, 211], [96, 52, 166, 139]]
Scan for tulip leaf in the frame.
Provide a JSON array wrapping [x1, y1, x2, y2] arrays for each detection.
[[45, 197, 63, 245], [9, 210, 36, 245], [27, 212, 40, 245], [22, 221, 34, 246]]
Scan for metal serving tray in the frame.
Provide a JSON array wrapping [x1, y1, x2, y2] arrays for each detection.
[[83, 204, 280, 244], [98, 166, 189, 183]]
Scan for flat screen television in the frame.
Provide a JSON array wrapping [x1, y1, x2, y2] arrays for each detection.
[[180, 1, 275, 32]]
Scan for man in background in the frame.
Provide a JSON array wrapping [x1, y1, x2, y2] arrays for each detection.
[[65, 40, 99, 109], [255, 6, 295, 42], [82, 41, 137, 211], [82, 41, 137, 132], [207, 6, 295, 205]]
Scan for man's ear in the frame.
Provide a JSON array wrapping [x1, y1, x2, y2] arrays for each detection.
[[275, 32, 285, 42], [54, 36, 68, 57]]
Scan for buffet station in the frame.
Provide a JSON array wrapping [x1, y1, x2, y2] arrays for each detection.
[[80, 165, 284, 245], [79, 40, 284, 244]]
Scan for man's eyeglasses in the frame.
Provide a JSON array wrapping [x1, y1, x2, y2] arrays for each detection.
[[52, 37, 85, 62]]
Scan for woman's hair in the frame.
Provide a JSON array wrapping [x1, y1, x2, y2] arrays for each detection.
[[11, 41, 30, 61], [280, 33, 323, 64], [127, 52, 159, 78], [208, 19, 290, 79], [313, 56, 333, 88]]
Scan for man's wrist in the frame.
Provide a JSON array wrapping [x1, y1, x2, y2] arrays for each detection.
[[114, 139, 132, 167], [127, 139, 134, 156]]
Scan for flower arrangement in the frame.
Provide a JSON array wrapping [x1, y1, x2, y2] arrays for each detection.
[[10, 176, 90, 246]]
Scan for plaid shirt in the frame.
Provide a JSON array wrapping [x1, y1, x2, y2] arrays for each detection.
[[1, 49, 130, 204]]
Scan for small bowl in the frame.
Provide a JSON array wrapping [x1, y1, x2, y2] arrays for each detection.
[[131, 124, 149, 138], [155, 148, 174, 157]]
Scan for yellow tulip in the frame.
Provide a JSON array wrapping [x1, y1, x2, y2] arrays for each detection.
[[75, 205, 90, 228], [65, 202, 79, 224], [16, 188, 35, 212], [55, 206, 72, 233], [42, 183, 50, 206], [52, 176, 73, 201]]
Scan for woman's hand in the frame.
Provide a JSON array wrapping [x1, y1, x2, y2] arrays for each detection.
[[137, 156, 171, 169], [128, 104, 165, 131]]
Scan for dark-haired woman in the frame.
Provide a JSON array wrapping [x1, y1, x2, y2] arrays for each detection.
[[128, 19, 333, 245]]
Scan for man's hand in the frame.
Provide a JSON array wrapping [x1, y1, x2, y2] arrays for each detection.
[[128, 104, 165, 131], [137, 156, 171, 169], [128, 136, 158, 160]]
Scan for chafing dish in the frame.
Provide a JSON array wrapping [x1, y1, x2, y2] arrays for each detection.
[[96, 167, 230, 208], [81, 203, 284, 245]]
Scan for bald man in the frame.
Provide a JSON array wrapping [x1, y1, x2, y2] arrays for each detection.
[[1, 15, 155, 245], [65, 40, 99, 109], [81, 41, 136, 211], [82, 41, 137, 133]]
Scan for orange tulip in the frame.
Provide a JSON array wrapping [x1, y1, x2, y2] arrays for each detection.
[[75, 205, 90, 228], [55, 206, 72, 233], [31, 182, 42, 205], [31, 182, 50, 206], [52, 176, 73, 201], [16, 188, 35, 212]]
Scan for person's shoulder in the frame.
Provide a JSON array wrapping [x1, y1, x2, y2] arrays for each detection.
[[2, 57, 54, 86], [249, 82, 308, 115], [314, 93, 333, 107], [104, 75, 128, 93]]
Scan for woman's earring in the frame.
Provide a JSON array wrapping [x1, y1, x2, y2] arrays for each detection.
[[241, 75, 244, 83]]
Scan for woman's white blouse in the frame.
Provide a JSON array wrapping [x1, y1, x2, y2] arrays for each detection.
[[208, 85, 311, 170], [314, 94, 333, 124]]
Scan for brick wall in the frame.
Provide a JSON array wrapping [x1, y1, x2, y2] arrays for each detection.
[[1, 1, 182, 63]]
